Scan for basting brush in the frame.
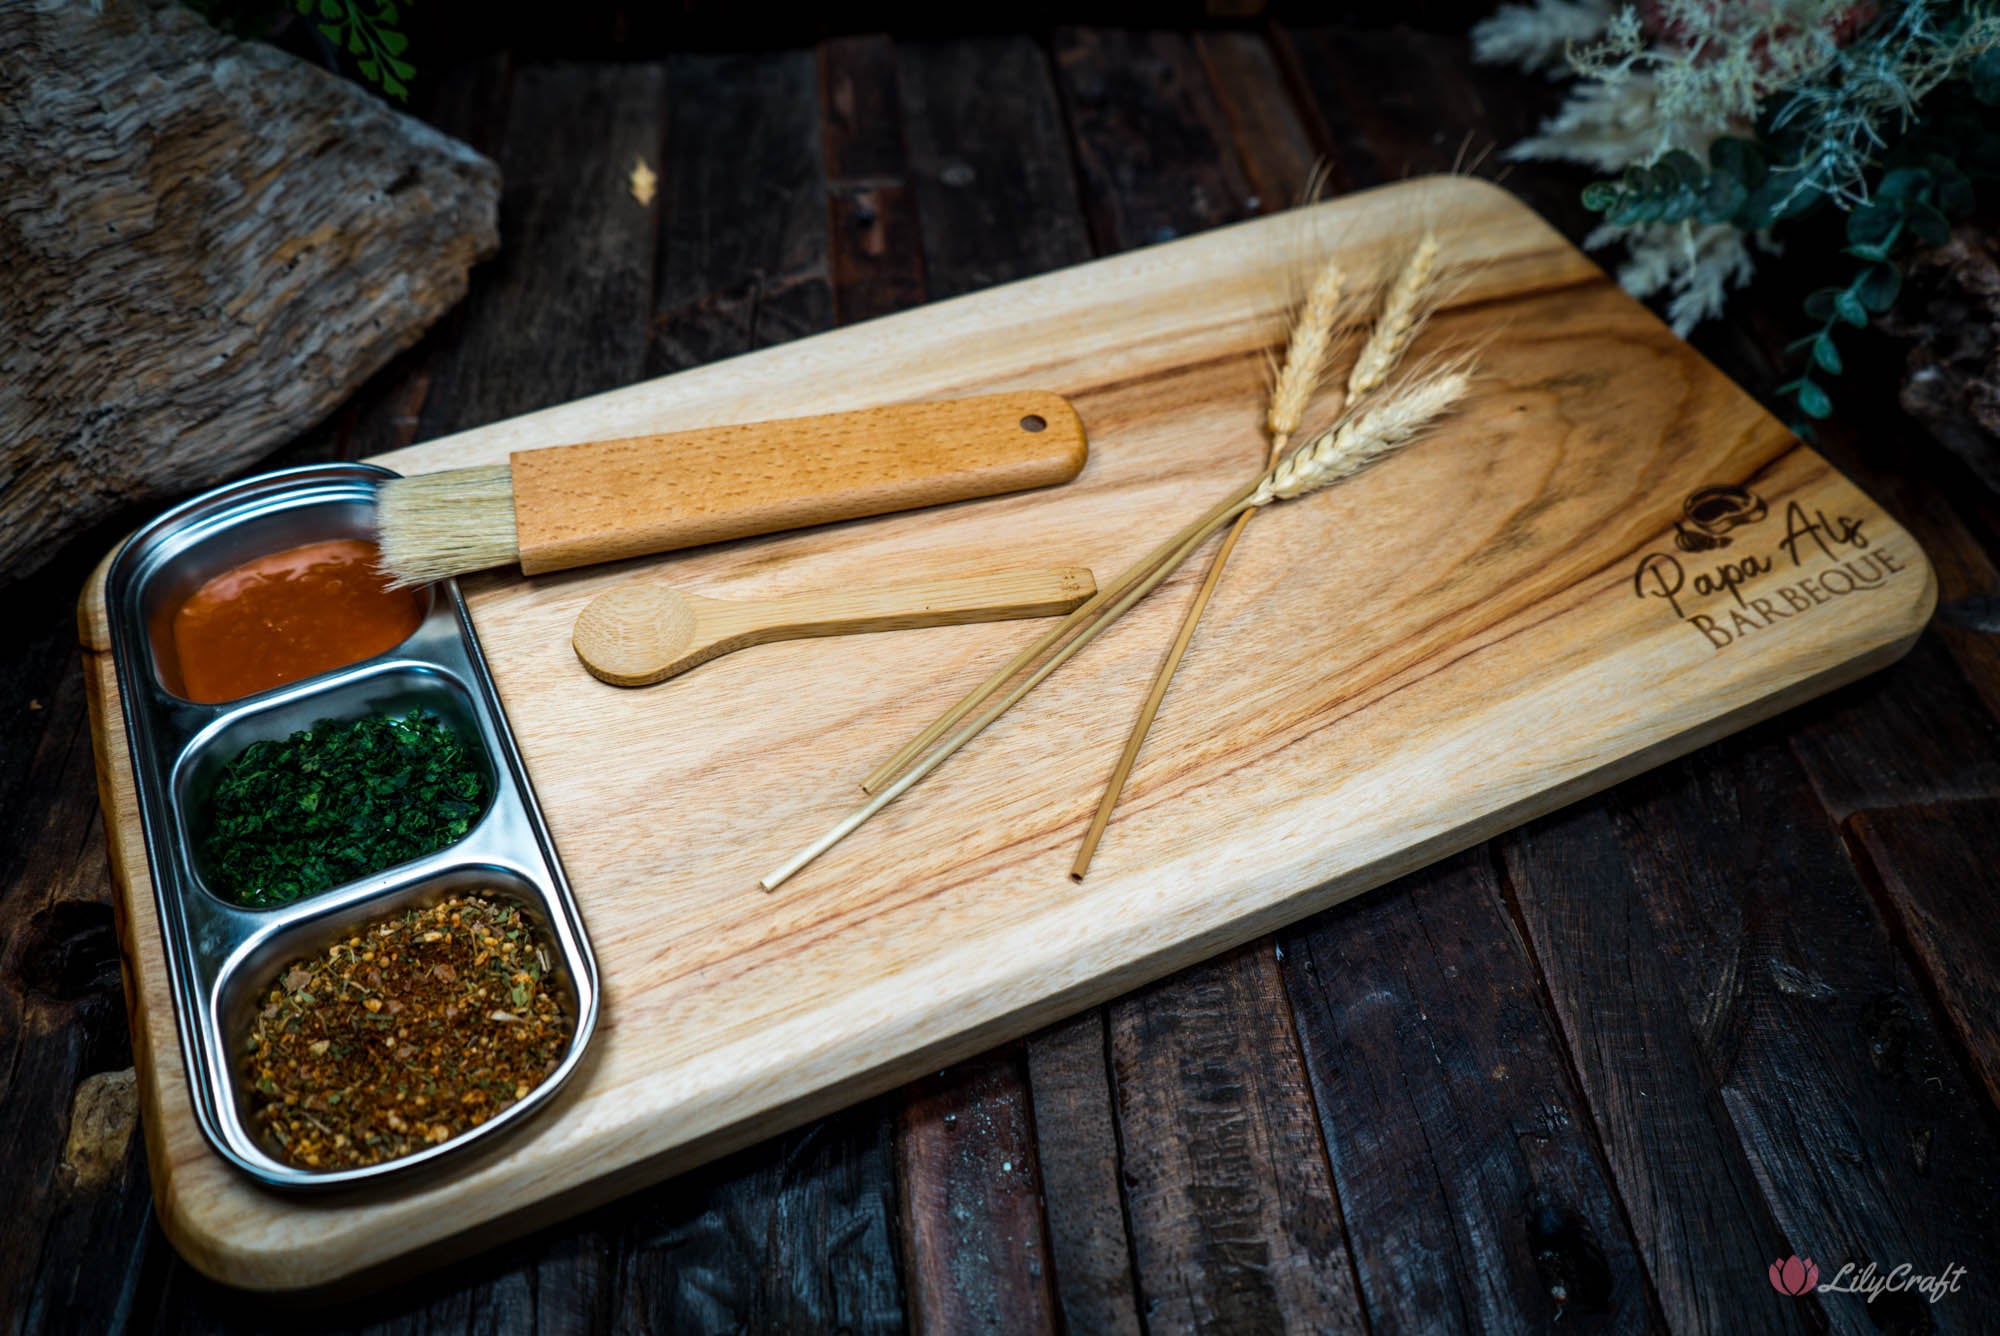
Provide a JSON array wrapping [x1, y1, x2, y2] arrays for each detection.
[[372, 392, 1089, 587]]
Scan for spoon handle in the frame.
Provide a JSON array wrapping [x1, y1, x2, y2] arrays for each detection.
[[575, 567, 1096, 686]]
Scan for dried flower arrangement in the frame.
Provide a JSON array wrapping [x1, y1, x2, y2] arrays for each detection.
[[764, 238, 1472, 889], [1475, 0, 2000, 428]]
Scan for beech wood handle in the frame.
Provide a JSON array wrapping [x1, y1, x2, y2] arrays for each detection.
[[573, 567, 1098, 687], [509, 392, 1088, 575]]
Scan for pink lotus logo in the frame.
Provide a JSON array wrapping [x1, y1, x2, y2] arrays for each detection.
[[1769, 1256, 1820, 1296]]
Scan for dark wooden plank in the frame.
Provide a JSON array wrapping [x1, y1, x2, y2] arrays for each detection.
[[896, 1050, 1058, 1333], [1275, 24, 1590, 240], [414, 63, 666, 439], [1052, 28, 1258, 253], [1279, 851, 1659, 1332], [1023, 1011, 1143, 1336], [1503, 734, 2000, 1334], [1849, 800, 2000, 1114], [1784, 633, 2000, 819], [336, 56, 516, 464], [820, 36, 926, 326], [1109, 945, 1362, 1332], [1776, 370, 2000, 732], [0, 666, 153, 1335], [652, 50, 832, 376], [1194, 32, 1320, 214], [1499, 796, 1826, 1336], [609, 1105, 906, 1334], [896, 37, 1092, 299]]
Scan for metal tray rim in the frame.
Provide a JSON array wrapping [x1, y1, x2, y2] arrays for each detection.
[[104, 462, 600, 1193]]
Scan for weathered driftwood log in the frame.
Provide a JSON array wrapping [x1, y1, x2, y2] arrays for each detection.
[[0, 0, 499, 586], [1883, 221, 2000, 496]]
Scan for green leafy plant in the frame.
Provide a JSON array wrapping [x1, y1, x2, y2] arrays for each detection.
[[1479, 0, 2000, 432], [296, 0, 415, 100], [186, 0, 416, 101]]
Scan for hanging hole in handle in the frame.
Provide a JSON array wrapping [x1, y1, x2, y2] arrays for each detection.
[[1020, 415, 1047, 432]]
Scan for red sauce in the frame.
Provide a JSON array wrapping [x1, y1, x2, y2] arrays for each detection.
[[169, 539, 425, 703]]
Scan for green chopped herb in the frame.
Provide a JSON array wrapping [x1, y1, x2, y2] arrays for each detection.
[[201, 710, 490, 908]]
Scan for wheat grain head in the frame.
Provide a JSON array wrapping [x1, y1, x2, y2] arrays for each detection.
[[1253, 366, 1472, 505], [1347, 233, 1442, 401], [1266, 257, 1349, 454]]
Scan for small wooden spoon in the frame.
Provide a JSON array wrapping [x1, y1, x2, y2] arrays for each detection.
[[573, 567, 1097, 686]]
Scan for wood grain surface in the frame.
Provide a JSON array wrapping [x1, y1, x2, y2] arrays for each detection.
[[79, 173, 1935, 1290]]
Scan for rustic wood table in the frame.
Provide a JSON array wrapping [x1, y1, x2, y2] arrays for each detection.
[[8, 16, 2000, 1334]]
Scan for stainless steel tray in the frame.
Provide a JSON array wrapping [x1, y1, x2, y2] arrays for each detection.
[[103, 462, 599, 1191]]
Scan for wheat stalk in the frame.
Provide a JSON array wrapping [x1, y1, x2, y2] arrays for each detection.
[[764, 364, 1474, 892], [1070, 237, 1445, 879], [1068, 255, 1348, 878], [857, 258, 1350, 799]]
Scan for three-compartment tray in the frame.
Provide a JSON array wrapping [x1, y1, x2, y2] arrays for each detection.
[[100, 462, 599, 1190], [80, 177, 1934, 1290]]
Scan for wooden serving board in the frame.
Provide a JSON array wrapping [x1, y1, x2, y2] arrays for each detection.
[[79, 176, 1934, 1290]]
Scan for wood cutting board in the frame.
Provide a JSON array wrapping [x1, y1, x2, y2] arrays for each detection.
[[78, 175, 1935, 1290]]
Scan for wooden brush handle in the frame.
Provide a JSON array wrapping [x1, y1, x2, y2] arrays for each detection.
[[508, 392, 1087, 575]]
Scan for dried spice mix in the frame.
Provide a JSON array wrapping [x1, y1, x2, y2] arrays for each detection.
[[245, 894, 571, 1170]]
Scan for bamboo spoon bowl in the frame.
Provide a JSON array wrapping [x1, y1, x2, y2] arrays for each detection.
[[573, 567, 1097, 687]]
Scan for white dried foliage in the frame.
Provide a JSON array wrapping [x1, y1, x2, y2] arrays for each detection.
[[1478, 0, 1861, 332], [1504, 72, 1681, 172], [1481, 0, 2000, 333], [1587, 218, 1762, 335], [1470, 0, 1614, 74]]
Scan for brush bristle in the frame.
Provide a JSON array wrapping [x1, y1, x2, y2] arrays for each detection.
[[374, 464, 520, 587]]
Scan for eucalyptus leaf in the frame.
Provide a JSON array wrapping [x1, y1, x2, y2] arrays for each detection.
[[1710, 136, 1768, 189], [1855, 263, 1902, 313], [1845, 201, 1902, 251], [1795, 379, 1832, 420], [1907, 199, 1951, 246], [1877, 166, 1932, 201]]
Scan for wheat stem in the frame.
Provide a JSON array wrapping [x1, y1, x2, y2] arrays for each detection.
[[768, 368, 1473, 891], [1071, 240, 1446, 878], [1069, 505, 1256, 880], [766, 497, 1253, 890], [858, 474, 1266, 794]]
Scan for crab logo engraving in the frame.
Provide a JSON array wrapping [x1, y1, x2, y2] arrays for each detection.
[[1675, 483, 1769, 552]]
